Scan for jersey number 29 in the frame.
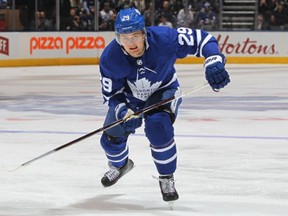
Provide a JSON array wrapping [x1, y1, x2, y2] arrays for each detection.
[[177, 27, 194, 46]]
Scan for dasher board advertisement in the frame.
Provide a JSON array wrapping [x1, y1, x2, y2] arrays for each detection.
[[0, 31, 287, 66]]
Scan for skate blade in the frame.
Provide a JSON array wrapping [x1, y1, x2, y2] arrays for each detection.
[[168, 201, 174, 210]]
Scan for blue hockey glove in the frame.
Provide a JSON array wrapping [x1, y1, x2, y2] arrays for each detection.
[[204, 54, 230, 91], [115, 103, 142, 133]]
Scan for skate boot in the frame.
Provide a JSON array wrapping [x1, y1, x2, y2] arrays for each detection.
[[101, 159, 134, 187], [159, 174, 179, 202]]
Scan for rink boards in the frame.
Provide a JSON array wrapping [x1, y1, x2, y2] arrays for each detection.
[[0, 31, 287, 67]]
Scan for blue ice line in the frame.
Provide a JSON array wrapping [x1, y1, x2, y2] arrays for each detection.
[[0, 130, 287, 141]]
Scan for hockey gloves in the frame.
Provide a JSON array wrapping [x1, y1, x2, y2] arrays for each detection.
[[115, 103, 142, 133], [204, 54, 230, 91]]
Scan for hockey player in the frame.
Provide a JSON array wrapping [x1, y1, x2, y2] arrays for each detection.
[[99, 7, 230, 202]]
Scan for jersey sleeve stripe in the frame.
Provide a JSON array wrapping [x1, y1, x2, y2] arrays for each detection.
[[200, 34, 213, 57], [195, 29, 202, 56]]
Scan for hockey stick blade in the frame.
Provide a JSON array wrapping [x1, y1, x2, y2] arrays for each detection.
[[11, 82, 209, 171]]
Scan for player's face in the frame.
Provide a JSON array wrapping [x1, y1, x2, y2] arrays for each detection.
[[119, 30, 145, 57]]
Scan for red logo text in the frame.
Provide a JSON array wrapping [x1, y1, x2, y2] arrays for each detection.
[[217, 35, 276, 55], [0, 36, 9, 56], [30, 36, 105, 54]]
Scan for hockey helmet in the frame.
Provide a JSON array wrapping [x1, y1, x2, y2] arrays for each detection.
[[114, 7, 145, 34]]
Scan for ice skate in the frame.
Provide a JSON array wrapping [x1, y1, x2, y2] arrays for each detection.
[[159, 174, 179, 208], [101, 159, 134, 187]]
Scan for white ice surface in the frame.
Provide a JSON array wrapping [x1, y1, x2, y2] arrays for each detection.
[[0, 64, 287, 216]]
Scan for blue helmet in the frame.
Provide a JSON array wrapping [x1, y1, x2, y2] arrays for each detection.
[[114, 7, 145, 34]]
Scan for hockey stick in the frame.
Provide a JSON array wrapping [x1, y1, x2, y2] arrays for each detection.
[[10, 82, 209, 171]]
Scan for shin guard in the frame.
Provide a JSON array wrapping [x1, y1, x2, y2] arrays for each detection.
[[145, 112, 177, 175], [100, 133, 128, 167]]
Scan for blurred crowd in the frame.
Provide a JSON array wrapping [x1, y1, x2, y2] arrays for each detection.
[[0, 0, 287, 31], [257, 0, 288, 30], [30, 0, 220, 31], [0, 0, 220, 31]]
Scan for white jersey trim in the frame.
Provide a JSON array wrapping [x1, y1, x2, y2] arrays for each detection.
[[200, 34, 213, 57]]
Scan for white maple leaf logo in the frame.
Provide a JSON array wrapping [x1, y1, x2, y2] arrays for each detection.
[[128, 78, 162, 101]]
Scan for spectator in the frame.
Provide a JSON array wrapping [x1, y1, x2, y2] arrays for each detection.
[[100, 2, 116, 31], [271, 0, 288, 29], [259, 0, 273, 20], [78, 9, 93, 31], [158, 14, 173, 28], [30, 11, 40, 31], [177, 5, 194, 28], [63, 8, 80, 31], [98, 15, 108, 31], [155, 0, 176, 27], [143, 2, 154, 26], [82, 0, 95, 14], [0, 0, 7, 9], [206, 0, 220, 13], [170, 0, 183, 18], [37, 11, 51, 31], [256, 13, 270, 30], [100, 0, 117, 11], [191, 0, 206, 12], [88, 6, 108, 31], [271, 0, 280, 10], [197, 2, 217, 30], [268, 14, 279, 30]]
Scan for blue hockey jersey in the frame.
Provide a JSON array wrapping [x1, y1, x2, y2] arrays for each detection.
[[100, 26, 221, 109]]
